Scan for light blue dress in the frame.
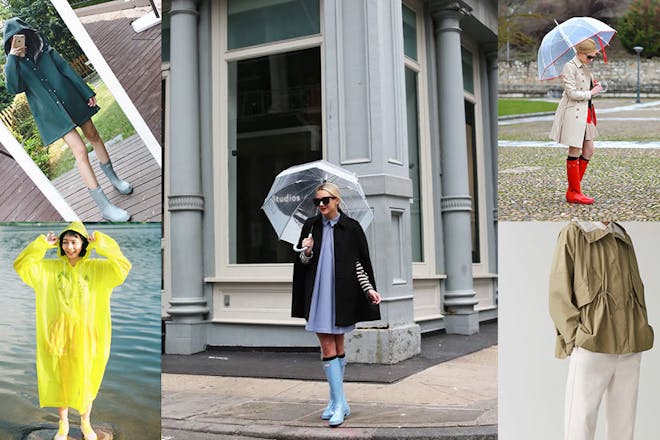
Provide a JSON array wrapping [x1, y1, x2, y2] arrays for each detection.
[[305, 214, 356, 334]]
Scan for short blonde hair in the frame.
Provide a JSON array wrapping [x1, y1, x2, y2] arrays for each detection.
[[316, 182, 341, 200], [576, 39, 597, 54]]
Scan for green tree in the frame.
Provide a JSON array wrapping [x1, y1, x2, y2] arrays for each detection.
[[1, 0, 84, 63], [8, 95, 51, 177], [618, 0, 660, 57]]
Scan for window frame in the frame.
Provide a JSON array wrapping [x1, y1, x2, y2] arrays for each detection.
[[403, 0, 436, 276], [209, 0, 325, 281], [461, 38, 489, 273]]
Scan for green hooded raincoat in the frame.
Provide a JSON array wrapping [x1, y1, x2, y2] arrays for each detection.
[[14, 222, 131, 412], [549, 221, 654, 359], [3, 18, 99, 145]]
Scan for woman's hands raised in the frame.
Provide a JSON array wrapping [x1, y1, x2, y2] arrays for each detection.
[[45, 232, 57, 245]]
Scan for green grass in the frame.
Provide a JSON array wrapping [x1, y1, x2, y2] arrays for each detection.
[[92, 79, 136, 141], [498, 99, 558, 117], [49, 79, 136, 179]]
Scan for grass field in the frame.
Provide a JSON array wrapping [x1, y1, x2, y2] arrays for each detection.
[[48, 79, 136, 179], [498, 99, 557, 117]]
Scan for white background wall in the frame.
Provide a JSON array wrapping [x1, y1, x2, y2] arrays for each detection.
[[499, 222, 660, 440]]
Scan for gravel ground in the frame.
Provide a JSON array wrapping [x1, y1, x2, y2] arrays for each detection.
[[499, 99, 660, 221], [498, 147, 660, 221], [499, 120, 660, 141]]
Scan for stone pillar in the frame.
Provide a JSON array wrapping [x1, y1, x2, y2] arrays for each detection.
[[324, 0, 420, 364], [430, 1, 479, 335], [165, 0, 208, 354]]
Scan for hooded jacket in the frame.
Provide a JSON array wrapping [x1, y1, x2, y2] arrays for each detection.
[[549, 56, 598, 147], [14, 222, 131, 412], [292, 213, 381, 326], [3, 18, 99, 145], [549, 221, 653, 359]]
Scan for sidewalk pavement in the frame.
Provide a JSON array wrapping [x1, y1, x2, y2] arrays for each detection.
[[162, 346, 497, 440]]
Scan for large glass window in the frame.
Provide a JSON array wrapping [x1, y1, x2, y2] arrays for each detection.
[[402, 4, 417, 61], [461, 46, 474, 94], [405, 67, 423, 262], [228, 47, 322, 264], [465, 100, 480, 263], [227, 0, 320, 49]]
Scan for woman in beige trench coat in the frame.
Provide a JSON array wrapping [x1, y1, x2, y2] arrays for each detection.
[[549, 39, 604, 204]]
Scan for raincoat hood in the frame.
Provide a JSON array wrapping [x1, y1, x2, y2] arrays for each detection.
[[575, 221, 631, 245], [58, 221, 89, 259], [3, 17, 46, 58]]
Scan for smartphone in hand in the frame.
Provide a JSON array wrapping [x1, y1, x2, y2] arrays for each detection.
[[12, 34, 25, 49]]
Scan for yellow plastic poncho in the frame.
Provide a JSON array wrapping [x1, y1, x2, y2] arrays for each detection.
[[13, 222, 131, 412]]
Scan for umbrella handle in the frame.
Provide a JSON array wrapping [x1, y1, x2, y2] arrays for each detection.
[[293, 233, 312, 253]]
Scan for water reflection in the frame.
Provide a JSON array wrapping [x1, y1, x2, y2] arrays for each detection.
[[0, 223, 161, 439]]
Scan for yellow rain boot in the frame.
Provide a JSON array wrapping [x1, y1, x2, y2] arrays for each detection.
[[53, 419, 68, 440]]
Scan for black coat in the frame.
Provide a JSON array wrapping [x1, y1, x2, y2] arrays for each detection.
[[291, 213, 381, 327]]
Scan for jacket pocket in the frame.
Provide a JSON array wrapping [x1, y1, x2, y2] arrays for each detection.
[[574, 322, 594, 348], [632, 305, 654, 351]]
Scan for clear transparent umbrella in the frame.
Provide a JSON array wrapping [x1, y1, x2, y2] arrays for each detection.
[[261, 160, 373, 249], [538, 17, 616, 81]]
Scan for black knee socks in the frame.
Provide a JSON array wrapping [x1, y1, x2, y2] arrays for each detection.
[[322, 353, 345, 362]]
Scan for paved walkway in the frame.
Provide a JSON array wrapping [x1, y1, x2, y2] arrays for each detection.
[[162, 346, 498, 440], [498, 99, 660, 142], [51, 134, 161, 222]]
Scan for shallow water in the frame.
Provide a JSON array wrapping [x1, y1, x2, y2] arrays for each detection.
[[0, 223, 161, 440]]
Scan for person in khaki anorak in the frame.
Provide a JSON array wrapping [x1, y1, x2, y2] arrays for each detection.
[[549, 221, 653, 440]]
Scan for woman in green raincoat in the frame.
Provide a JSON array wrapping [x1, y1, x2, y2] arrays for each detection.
[[14, 222, 131, 440], [3, 17, 133, 222]]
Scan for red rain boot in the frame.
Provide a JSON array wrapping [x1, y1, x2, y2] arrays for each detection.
[[578, 156, 589, 182], [566, 159, 594, 204]]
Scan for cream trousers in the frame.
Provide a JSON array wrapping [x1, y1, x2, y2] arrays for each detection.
[[564, 346, 642, 440]]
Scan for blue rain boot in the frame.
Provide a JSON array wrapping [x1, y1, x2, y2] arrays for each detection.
[[323, 357, 348, 427], [321, 355, 351, 420], [89, 186, 131, 222], [100, 159, 133, 195]]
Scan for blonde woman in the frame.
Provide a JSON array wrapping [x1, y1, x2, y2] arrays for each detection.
[[292, 182, 381, 427], [550, 38, 604, 204]]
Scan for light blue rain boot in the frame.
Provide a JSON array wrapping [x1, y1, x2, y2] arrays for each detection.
[[321, 355, 350, 420], [89, 186, 131, 222], [100, 160, 133, 194], [323, 357, 349, 427]]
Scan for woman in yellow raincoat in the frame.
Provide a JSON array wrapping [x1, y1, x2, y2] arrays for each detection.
[[14, 222, 131, 440]]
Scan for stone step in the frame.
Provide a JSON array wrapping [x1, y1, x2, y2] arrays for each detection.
[[27, 426, 113, 440]]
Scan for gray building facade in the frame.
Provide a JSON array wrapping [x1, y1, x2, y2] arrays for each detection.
[[163, 0, 498, 364]]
